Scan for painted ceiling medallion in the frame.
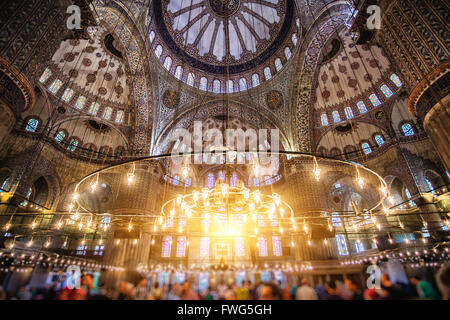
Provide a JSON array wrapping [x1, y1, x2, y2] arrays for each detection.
[[266, 90, 283, 109], [209, 0, 240, 17], [163, 89, 181, 109]]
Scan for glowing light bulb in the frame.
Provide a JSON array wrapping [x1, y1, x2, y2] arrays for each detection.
[[151, 239, 155, 245], [388, 238, 393, 244], [314, 168, 320, 182], [178, 226, 182, 233], [133, 239, 138, 245], [128, 224, 133, 232], [422, 237, 428, 243], [26, 240, 33, 247], [176, 195, 182, 205], [99, 239, 103, 245], [291, 241, 295, 247], [254, 227, 258, 235], [186, 241, 190, 247], [324, 239, 328, 245], [91, 183, 97, 192], [115, 239, 120, 245], [304, 224, 308, 234], [357, 177, 364, 188], [221, 184, 228, 196], [153, 225, 157, 232], [73, 193, 79, 201], [399, 222, 404, 229], [423, 221, 428, 228], [328, 224, 333, 232], [56, 221, 63, 229], [279, 227, 283, 234], [404, 237, 410, 244], [4, 223, 11, 231], [78, 222, 83, 230], [44, 241, 51, 248], [31, 221, 37, 229], [376, 224, 382, 230], [127, 173, 134, 185]]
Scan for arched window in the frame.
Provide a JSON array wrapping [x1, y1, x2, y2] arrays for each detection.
[[252, 74, 260, 87], [362, 142, 372, 154], [25, 119, 39, 132], [390, 73, 402, 88], [275, 58, 283, 72], [88, 102, 100, 115], [344, 107, 354, 119], [61, 88, 74, 102], [257, 237, 268, 256], [48, 79, 63, 94], [68, 139, 78, 152], [103, 107, 113, 120], [239, 78, 247, 92], [74, 96, 86, 110], [185, 177, 191, 187], [292, 34, 298, 46], [235, 237, 245, 257], [115, 110, 124, 124], [402, 123, 414, 136], [55, 131, 65, 143], [272, 236, 282, 256], [0, 177, 9, 193], [369, 94, 381, 107], [199, 77, 208, 91], [405, 188, 416, 207], [20, 187, 32, 207], [176, 237, 186, 257], [149, 31, 155, 43], [253, 177, 260, 187], [207, 173, 215, 189], [163, 56, 172, 71], [357, 101, 368, 114], [321, 113, 329, 126], [173, 175, 180, 186], [213, 80, 221, 93], [284, 47, 292, 60], [336, 234, 349, 256], [355, 240, 365, 253], [264, 67, 272, 80], [161, 236, 172, 257], [425, 179, 435, 194], [155, 45, 162, 58], [264, 176, 271, 185], [331, 212, 342, 227], [187, 73, 195, 86], [231, 173, 237, 187], [39, 68, 52, 84], [332, 110, 341, 123], [375, 135, 385, 146], [381, 84, 393, 98], [227, 80, 234, 93], [174, 66, 183, 79]]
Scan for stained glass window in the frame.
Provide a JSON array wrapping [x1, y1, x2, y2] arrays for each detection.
[[200, 77, 208, 91], [74, 96, 86, 110], [103, 107, 113, 120], [163, 56, 172, 71], [390, 73, 402, 88], [61, 88, 74, 102], [264, 176, 271, 185], [405, 188, 416, 207], [39, 68, 52, 84], [20, 187, 32, 207], [200, 237, 209, 257], [1, 177, 9, 193], [284, 47, 292, 60], [161, 236, 172, 257], [357, 101, 368, 114], [115, 110, 124, 124], [425, 179, 435, 194], [239, 78, 247, 92], [176, 237, 186, 257], [166, 216, 174, 228], [173, 175, 180, 186], [187, 73, 195, 86], [355, 240, 365, 253], [55, 131, 65, 143], [185, 177, 191, 187], [375, 135, 385, 146], [275, 58, 283, 72], [207, 173, 215, 189], [369, 94, 381, 107], [402, 123, 414, 136], [292, 34, 298, 46], [48, 80, 63, 94], [331, 212, 342, 227], [155, 45, 162, 58], [321, 113, 329, 126], [381, 84, 393, 98], [68, 139, 78, 152], [257, 237, 268, 256], [94, 245, 104, 256], [264, 67, 272, 80], [149, 31, 155, 43], [252, 74, 260, 87], [335, 234, 349, 256], [218, 171, 225, 181], [175, 66, 183, 79], [362, 142, 372, 154], [227, 80, 234, 93], [213, 80, 221, 93], [76, 245, 87, 256], [272, 236, 282, 256], [235, 237, 245, 257], [25, 119, 39, 132], [253, 177, 259, 187], [332, 110, 341, 123], [88, 102, 100, 115], [344, 107, 354, 119], [231, 174, 237, 187]]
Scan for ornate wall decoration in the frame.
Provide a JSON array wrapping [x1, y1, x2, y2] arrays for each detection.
[[266, 91, 284, 110], [162, 89, 181, 109]]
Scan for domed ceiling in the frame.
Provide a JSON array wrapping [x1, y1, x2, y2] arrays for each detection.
[[149, 0, 300, 92]]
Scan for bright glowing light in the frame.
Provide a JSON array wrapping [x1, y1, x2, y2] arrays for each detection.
[[44, 241, 51, 248], [324, 239, 328, 245], [128, 224, 133, 232], [357, 177, 364, 188], [314, 168, 320, 182], [193, 192, 199, 203], [56, 221, 63, 229], [31, 221, 37, 229], [221, 184, 228, 196], [91, 183, 98, 192], [176, 195, 182, 205], [254, 227, 258, 235], [115, 239, 120, 245], [253, 164, 260, 176], [73, 192, 79, 200], [4, 223, 11, 231], [26, 240, 33, 247], [308, 240, 311, 246], [253, 190, 261, 203], [181, 166, 189, 179]]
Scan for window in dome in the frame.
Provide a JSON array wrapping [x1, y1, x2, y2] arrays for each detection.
[[88, 102, 100, 115], [207, 173, 215, 189], [344, 107, 354, 119], [331, 212, 342, 227], [174, 66, 183, 80], [381, 84, 393, 98], [264, 176, 271, 185], [149, 31, 155, 43], [68, 139, 78, 152], [264, 67, 272, 80], [173, 175, 180, 186], [61, 88, 74, 102], [39, 68, 52, 84], [25, 119, 39, 132], [252, 74, 260, 87], [272, 236, 282, 256], [20, 187, 32, 207], [390, 73, 402, 88], [74, 96, 86, 110], [155, 45, 162, 58], [284, 47, 292, 60], [405, 188, 416, 207], [257, 237, 268, 257], [218, 171, 225, 181], [187, 73, 195, 87], [227, 80, 234, 93], [253, 177, 260, 187], [355, 240, 365, 253], [163, 56, 172, 71], [166, 216, 174, 228], [321, 113, 329, 126], [362, 142, 372, 154], [292, 34, 298, 46], [48, 79, 63, 94], [213, 80, 221, 93], [239, 78, 247, 92], [332, 110, 341, 123], [200, 77, 208, 91], [357, 101, 368, 114], [1, 177, 9, 193], [103, 107, 113, 120], [375, 135, 385, 146], [115, 110, 124, 124], [275, 58, 283, 72], [55, 131, 65, 143], [336, 234, 349, 256], [185, 177, 192, 187], [200, 237, 209, 257], [369, 94, 381, 107], [402, 123, 414, 136], [161, 236, 172, 257], [231, 173, 237, 187], [235, 237, 245, 257], [425, 179, 435, 194], [176, 237, 186, 257]]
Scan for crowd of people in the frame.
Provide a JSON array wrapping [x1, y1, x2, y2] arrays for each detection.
[[1, 262, 449, 301]]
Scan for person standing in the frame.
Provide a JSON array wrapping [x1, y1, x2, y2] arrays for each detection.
[[296, 278, 318, 300]]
